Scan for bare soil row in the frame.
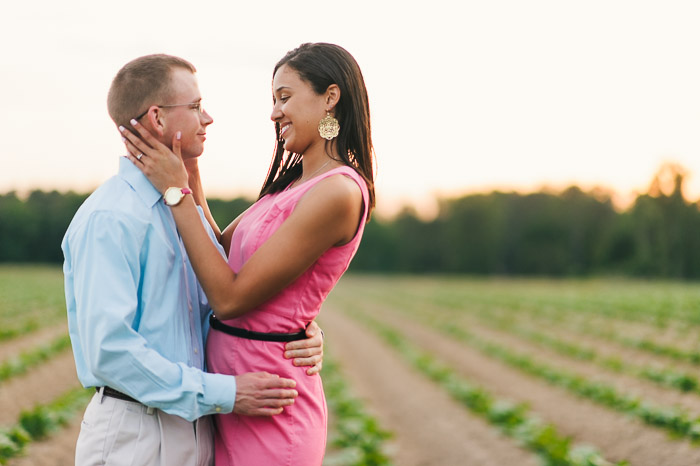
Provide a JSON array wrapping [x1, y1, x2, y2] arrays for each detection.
[[345, 301, 700, 466], [0, 332, 81, 465], [319, 307, 540, 466]]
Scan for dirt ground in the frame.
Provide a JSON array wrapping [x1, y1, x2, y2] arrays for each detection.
[[320, 308, 541, 466], [1, 352, 81, 465], [0, 324, 68, 362], [0, 351, 82, 427], [4, 308, 539, 466], [6, 298, 700, 465], [350, 303, 700, 466]]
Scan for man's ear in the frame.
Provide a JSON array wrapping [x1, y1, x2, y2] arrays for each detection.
[[142, 106, 166, 137], [325, 84, 340, 110]]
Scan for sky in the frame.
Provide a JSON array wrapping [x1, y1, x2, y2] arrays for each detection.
[[2, 0, 700, 218]]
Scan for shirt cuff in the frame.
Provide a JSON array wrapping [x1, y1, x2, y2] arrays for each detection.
[[202, 372, 237, 415]]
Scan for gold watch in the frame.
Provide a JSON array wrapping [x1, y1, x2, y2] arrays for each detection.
[[163, 187, 193, 206]]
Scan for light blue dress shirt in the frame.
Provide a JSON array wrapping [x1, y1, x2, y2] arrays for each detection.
[[62, 157, 236, 422]]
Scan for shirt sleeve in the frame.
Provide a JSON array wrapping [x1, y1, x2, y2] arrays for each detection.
[[68, 210, 236, 421]]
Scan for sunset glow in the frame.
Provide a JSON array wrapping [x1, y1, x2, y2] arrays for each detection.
[[3, 1, 700, 217]]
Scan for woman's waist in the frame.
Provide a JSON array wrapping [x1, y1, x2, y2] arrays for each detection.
[[209, 314, 308, 342], [218, 307, 318, 333], [206, 337, 320, 382]]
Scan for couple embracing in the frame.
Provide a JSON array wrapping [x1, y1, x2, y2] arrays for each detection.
[[62, 43, 375, 465]]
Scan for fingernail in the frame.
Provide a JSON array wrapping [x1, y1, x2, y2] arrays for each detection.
[[284, 352, 291, 358], [176, 131, 181, 140], [130, 119, 137, 126], [121, 136, 126, 142], [119, 126, 125, 132]]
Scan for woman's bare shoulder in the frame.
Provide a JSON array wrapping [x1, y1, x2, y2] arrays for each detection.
[[301, 172, 362, 213]]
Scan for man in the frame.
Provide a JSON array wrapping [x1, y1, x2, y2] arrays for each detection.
[[62, 54, 324, 466]]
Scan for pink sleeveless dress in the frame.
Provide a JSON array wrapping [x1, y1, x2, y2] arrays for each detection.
[[206, 166, 369, 466]]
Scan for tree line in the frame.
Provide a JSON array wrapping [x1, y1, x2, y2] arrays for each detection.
[[2, 164, 699, 278]]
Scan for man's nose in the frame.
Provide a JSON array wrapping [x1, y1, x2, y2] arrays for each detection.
[[202, 109, 214, 125]]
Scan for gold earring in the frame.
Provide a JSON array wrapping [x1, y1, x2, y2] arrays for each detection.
[[318, 111, 340, 140]]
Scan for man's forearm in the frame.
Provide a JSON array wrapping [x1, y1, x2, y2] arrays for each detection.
[[82, 331, 236, 421]]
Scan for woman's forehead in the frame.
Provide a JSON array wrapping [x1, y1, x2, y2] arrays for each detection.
[[273, 65, 303, 88]]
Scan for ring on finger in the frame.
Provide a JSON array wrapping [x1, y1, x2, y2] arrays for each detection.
[[136, 153, 143, 160]]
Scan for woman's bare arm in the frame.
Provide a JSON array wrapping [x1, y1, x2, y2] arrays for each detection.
[[183, 158, 222, 241], [169, 175, 361, 319]]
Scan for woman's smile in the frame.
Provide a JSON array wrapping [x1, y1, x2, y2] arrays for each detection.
[[280, 123, 291, 138]]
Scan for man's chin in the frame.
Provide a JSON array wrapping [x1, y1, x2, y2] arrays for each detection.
[[181, 151, 203, 161]]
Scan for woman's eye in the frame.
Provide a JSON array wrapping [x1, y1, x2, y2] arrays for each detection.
[[280, 96, 289, 102]]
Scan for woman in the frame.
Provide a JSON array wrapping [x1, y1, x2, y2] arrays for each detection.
[[121, 43, 375, 465]]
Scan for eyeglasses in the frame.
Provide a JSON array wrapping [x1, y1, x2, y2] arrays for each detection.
[[134, 101, 204, 121]]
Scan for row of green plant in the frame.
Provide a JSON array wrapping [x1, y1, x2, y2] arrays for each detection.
[[470, 313, 700, 394], [378, 286, 700, 396], [0, 387, 92, 464], [430, 284, 700, 329], [354, 274, 700, 334], [322, 354, 393, 466], [332, 282, 700, 442], [419, 317, 700, 441], [348, 310, 626, 466], [0, 321, 43, 343], [467, 297, 700, 368], [473, 297, 700, 365], [0, 334, 72, 383], [576, 320, 700, 366], [353, 278, 700, 369]]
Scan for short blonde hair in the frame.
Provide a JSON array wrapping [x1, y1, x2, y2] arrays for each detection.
[[107, 54, 196, 129]]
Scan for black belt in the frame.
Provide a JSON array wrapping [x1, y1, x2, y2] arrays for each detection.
[[96, 386, 139, 403], [209, 315, 307, 342]]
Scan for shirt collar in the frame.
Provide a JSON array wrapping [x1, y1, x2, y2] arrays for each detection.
[[118, 156, 163, 208]]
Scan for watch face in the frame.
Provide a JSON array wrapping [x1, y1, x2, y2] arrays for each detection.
[[164, 188, 183, 206]]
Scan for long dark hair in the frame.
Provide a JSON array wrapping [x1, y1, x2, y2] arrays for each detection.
[[259, 43, 375, 218]]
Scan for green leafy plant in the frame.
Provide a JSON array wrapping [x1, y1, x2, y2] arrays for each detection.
[[322, 356, 393, 466], [434, 321, 700, 441], [360, 316, 626, 466], [0, 335, 72, 383], [0, 387, 92, 463]]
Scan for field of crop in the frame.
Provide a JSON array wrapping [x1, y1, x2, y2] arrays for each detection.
[[3, 266, 700, 465]]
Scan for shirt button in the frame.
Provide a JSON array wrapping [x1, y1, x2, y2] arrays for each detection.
[[215, 406, 222, 413], [194, 348, 198, 354]]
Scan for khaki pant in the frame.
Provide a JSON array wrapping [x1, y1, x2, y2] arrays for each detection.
[[75, 390, 213, 466]]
